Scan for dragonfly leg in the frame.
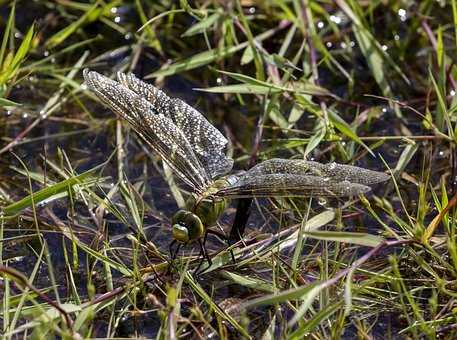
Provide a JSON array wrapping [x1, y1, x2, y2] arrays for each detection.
[[202, 232, 212, 266], [193, 235, 212, 276], [169, 240, 182, 261], [167, 240, 182, 274], [193, 239, 205, 275], [169, 239, 176, 257]]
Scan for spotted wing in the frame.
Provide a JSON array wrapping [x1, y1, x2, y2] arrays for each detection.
[[116, 72, 233, 178], [215, 158, 389, 198], [83, 69, 211, 193], [243, 159, 390, 185]]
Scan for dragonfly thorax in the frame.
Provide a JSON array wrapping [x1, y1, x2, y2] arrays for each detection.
[[171, 178, 234, 243]]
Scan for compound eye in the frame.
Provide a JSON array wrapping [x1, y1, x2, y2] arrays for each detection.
[[170, 210, 204, 243], [188, 216, 202, 234], [183, 213, 204, 241], [171, 210, 188, 226]]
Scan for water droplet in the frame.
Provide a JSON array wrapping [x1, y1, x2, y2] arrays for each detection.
[[111, 7, 117, 14], [350, 41, 355, 47], [382, 107, 388, 113], [22, 112, 28, 118], [326, 41, 332, 48], [394, 34, 400, 41], [216, 77, 223, 84], [382, 44, 388, 51], [124, 33, 132, 40], [398, 8, 407, 21], [39, 109, 46, 116], [340, 42, 347, 49], [5, 110, 12, 116], [14, 32, 22, 39], [330, 15, 342, 24], [317, 21, 324, 29], [114, 16, 121, 23], [43, 50, 49, 57], [248, 7, 255, 14], [450, 90, 456, 97]]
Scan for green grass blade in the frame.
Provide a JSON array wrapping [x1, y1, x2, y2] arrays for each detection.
[[46, 2, 118, 49], [10, 24, 34, 72], [219, 270, 275, 293], [0, 2, 15, 66], [2, 167, 101, 215], [289, 301, 343, 339], [327, 109, 374, 156], [185, 272, 249, 337], [150, 24, 286, 77], [197, 84, 281, 95], [304, 231, 384, 247], [182, 11, 221, 37]]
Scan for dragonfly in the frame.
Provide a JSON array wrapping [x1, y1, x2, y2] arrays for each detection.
[[83, 69, 390, 263]]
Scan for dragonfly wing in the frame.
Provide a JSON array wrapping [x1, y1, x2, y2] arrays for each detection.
[[215, 173, 372, 198], [116, 72, 234, 178], [242, 158, 390, 185], [83, 69, 211, 192], [214, 158, 389, 198]]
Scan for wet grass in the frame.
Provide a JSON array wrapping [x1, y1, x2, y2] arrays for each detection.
[[0, 0, 456, 338]]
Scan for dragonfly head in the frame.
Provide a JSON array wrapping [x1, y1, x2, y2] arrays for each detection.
[[171, 210, 204, 243]]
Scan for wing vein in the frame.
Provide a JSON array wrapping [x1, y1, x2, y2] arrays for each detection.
[[83, 69, 211, 192]]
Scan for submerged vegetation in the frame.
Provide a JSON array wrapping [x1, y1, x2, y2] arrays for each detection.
[[0, 0, 456, 338]]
